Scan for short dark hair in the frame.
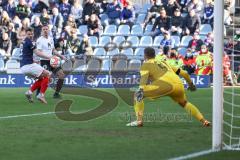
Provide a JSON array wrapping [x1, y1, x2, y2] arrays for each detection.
[[144, 47, 155, 58], [26, 27, 33, 32]]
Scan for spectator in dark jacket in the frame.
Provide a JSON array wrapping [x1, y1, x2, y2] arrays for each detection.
[[58, 0, 72, 21], [87, 14, 100, 37], [0, 32, 12, 59], [3, 0, 16, 19], [7, 23, 17, 48], [31, 16, 42, 40], [151, 9, 171, 36], [171, 8, 183, 36], [184, 10, 201, 35], [187, 32, 204, 51], [163, 0, 181, 17], [120, 3, 135, 26], [40, 8, 50, 25], [51, 7, 64, 38], [143, 0, 162, 26], [15, 0, 31, 20], [203, 0, 214, 27], [32, 0, 48, 13], [106, 0, 122, 25], [82, 0, 100, 20]]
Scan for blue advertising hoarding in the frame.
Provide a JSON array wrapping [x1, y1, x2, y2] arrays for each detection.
[[0, 74, 210, 88]]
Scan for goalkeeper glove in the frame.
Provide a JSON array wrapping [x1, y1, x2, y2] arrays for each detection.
[[188, 82, 196, 91], [135, 88, 144, 102]]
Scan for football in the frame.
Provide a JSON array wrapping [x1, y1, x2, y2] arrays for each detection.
[[50, 56, 61, 68]]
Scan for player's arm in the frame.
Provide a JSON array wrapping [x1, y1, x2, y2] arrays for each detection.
[[34, 49, 51, 60], [172, 66, 196, 91]]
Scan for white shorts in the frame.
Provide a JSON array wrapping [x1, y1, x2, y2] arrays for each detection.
[[21, 63, 45, 78]]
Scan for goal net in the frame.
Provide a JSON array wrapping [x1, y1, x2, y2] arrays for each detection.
[[222, 0, 240, 151]]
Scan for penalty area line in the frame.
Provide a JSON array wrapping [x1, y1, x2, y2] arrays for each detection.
[[168, 149, 215, 160], [0, 111, 63, 120]]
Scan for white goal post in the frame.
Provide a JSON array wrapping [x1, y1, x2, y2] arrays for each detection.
[[212, 0, 224, 151]]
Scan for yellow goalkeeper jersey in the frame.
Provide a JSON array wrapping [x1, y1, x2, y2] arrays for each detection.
[[139, 58, 183, 88]]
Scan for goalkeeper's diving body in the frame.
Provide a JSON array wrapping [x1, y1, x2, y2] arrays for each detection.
[[126, 47, 210, 127]]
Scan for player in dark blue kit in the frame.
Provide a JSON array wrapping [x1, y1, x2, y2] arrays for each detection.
[[20, 28, 52, 104]]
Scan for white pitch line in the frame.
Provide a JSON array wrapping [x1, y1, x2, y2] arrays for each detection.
[[0, 112, 58, 120], [168, 149, 215, 160]]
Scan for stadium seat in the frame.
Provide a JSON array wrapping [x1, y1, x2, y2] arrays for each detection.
[[112, 36, 125, 47], [131, 25, 143, 36], [144, 24, 153, 35], [6, 60, 21, 74], [121, 48, 134, 58], [134, 47, 145, 59], [87, 58, 101, 71], [153, 36, 164, 47], [112, 59, 127, 71], [180, 36, 193, 47], [103, 25, 117, 36], [106, 48, 119, 56], [101, 59, 112, 71], [171, 36, 180, 47], [139, 36, 152, 47], [128, 59, 141, 71], [117, 25, 130, 36], [99, 13, 108, 25], [93, 48, 106, 58], [136, 14, 146, 24], [200, 24, 212, 35], [98, 36, 111, 47], [11, 48, 22, 60], [140, 3, 152, 13], [73, 59, 86, 72], [78, 25, 88, 35], [178, 47, 187, 56], [126, 36, 139, 48], [89, 36, 98, 47], [0, 59, 4, 72]]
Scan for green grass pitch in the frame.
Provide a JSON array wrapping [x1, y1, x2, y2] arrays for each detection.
[[0, 88, 239, 160]]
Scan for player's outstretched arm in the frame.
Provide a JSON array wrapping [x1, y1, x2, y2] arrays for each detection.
[[34, 49, 52, 60], [172, 66, 196, 91]]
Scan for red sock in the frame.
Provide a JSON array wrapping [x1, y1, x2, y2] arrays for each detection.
[[30, 79, 43, 92], [40, 77, 49, 94]]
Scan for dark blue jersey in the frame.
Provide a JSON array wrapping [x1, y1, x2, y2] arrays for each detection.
[[20, 38, 36, 67]]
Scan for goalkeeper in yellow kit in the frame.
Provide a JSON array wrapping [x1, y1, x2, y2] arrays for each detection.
[[126, 47, 210, 127]]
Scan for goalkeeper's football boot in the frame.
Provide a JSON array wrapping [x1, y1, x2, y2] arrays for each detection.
[[25, 91, 34, 103], [126, 121, 143, 127], [37, 94, 47, 104]]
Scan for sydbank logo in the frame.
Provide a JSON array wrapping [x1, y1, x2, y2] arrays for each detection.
[[0, 75, 16, 85]]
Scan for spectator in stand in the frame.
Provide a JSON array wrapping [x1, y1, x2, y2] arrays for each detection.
[[40, 8, 51, 25], [203, 0, 214, 27], [184, 10, 201, 35], [106, 0, 122, 25], [82, 0, 100, 22], [7, 23, 18, 48], [143, 0, 162, 27], [71, 0, 83, 26], [195, 44, 213, 75], [3, 0, 16, 19], [187, 0, 204, 17], [166, 48, 183, 68], [0, 32, 12, 60], [87, 14, 100, 37], [204, 32, 213, 52], [59, 0, 72, 21], [160, 32, 175, 49], [32, 0, 48, 13], [151, 9, 171, 36], [163, 0, 181, 17], [187, 32, 203, 51], [17, 18, 30, 46], [120, 3, 135, 26], [171, 8, 183, 36], [12, 16, 22, 31], [179, 0, 189, 12], [65, 14, 77, 29], [223, 52, 234, 85], [60, 25, 72, 40], [0, 11, 11, 27], [51, 7, 64, 39], [182, 48, 196, 75], [15, 0, 31, 20], [31, 16, 42, 40]]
